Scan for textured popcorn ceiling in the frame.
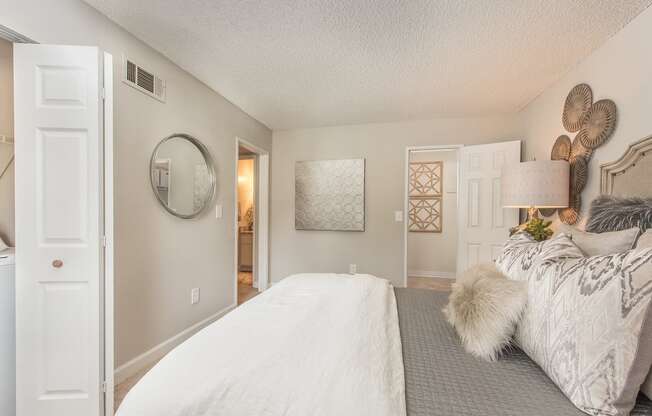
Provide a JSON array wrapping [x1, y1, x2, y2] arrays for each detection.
[[84, 0, 651, 130]]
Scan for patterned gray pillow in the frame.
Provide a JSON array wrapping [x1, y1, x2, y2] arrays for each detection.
[[500, 234, 652, 416], [634, 229, 652, 400], [495, 232, 583, 281]]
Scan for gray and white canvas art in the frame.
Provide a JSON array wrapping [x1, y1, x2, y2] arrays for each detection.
[[295, 158, 365, 231]]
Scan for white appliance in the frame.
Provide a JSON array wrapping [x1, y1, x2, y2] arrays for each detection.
[[0, 248, 15, 416]]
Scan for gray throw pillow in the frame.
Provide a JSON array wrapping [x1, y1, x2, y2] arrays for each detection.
[[586, 195, 652, 233]]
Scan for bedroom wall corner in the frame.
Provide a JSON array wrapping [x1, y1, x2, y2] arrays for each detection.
[[270, 116, 522, 287]]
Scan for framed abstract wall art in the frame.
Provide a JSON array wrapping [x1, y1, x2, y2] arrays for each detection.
[[295, 158, 365, 231]]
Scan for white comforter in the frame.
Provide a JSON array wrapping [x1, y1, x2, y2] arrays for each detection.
[[117, 273, 406, 416]]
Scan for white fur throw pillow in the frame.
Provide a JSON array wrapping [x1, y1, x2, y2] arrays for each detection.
[[443, 264, 527, 361]]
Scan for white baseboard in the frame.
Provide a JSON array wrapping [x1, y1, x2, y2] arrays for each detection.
[[408, 270, 456, 279], [114, 303, 236, 385]]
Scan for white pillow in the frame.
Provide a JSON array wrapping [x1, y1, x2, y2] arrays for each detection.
[[0, 236, 7, 252], [443, 264, 527, 361], [558, 224, 639, 256], [636, 229, 652, 250], [499, 234, 652, 415]]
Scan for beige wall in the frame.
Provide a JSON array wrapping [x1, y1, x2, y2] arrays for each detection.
[[271, 116, 521, 286], [407, 150, 458, 276], [1, 0, 272, 368], [0, 38, 13, 246], [519, 6, 652, 227]]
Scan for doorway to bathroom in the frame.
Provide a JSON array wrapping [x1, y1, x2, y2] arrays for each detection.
[[237, 147, 256, 303], [234, 138, 270, 305]]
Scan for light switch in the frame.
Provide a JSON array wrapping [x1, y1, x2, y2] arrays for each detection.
[[394, 211, 403, 222], [215, 204, 223, 219], [191, 288, 200, 304]]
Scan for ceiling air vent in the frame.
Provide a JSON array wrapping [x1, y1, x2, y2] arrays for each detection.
[[123, 57, 166, 103]]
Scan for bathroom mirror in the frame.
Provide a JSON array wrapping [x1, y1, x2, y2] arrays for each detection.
[[150, 133, 216, 219]]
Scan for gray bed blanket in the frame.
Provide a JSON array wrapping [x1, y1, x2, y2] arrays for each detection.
[[395, 288, 652, 416]]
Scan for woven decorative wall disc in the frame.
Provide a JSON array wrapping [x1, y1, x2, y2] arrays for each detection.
[[551, 135, 571, 160], [570, 155, 588, 193], [559, 192, 581, 225], [570, 135, 593, 162], [562, 84, 593, 133], [578, 99, 617, 149], [538, 208, 558, 217]]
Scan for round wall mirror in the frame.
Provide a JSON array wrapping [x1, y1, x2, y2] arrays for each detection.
[[150, 134, 216, 219]]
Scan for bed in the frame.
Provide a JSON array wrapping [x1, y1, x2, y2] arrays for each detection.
[[396, 289, 652, 416], [116, 273, 652, 416]]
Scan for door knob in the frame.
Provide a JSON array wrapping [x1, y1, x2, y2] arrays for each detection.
[[52, 259, 63, 268]]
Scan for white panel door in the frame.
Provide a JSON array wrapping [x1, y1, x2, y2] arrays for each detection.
[[15, 44, 103, 416], [457, 141, 521, 272]]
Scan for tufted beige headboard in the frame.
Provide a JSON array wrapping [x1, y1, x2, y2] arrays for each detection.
[[600, 135, 652, 197]]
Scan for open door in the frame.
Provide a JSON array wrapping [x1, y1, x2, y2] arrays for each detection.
[[457, 140, 520, 272], [14, 44, 113, 416]]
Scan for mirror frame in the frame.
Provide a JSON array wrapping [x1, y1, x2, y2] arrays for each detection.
[[149, 133, 216, 219]]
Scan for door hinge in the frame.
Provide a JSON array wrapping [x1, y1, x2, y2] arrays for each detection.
[[101, 236, 107, 247], [102, 381, 107, 392], [101, 87, 106, 100]]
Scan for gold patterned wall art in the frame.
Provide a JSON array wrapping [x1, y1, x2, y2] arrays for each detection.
[[409, 161, 442, 197], [408, 161, 443, 233], [408, 197, 442, 233]]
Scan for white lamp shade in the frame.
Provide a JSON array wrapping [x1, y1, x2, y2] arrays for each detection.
[[501, 160, 570, 208]]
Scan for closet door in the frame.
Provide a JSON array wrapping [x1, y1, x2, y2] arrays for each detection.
[[457, 140, 521, 271], [14, 44, 103, 416]]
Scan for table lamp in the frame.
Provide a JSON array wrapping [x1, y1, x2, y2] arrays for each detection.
[[501, 160, 570, 236]]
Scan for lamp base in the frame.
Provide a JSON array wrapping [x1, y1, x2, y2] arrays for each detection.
[[527, 206, 539, 222], [509, 206, 553, 241], [508, 206, 540, 237]]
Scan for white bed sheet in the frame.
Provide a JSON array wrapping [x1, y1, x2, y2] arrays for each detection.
[[117, 273, 406, 416]]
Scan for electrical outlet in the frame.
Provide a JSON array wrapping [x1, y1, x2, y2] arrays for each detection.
[[191, 288, 200, 305], [349, 264, 357, 274], [215, 204, 223, 219], [394, 211, 403, 222]]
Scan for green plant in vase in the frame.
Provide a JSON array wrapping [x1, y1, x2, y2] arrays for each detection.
[[525, 217, 553, 241]]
